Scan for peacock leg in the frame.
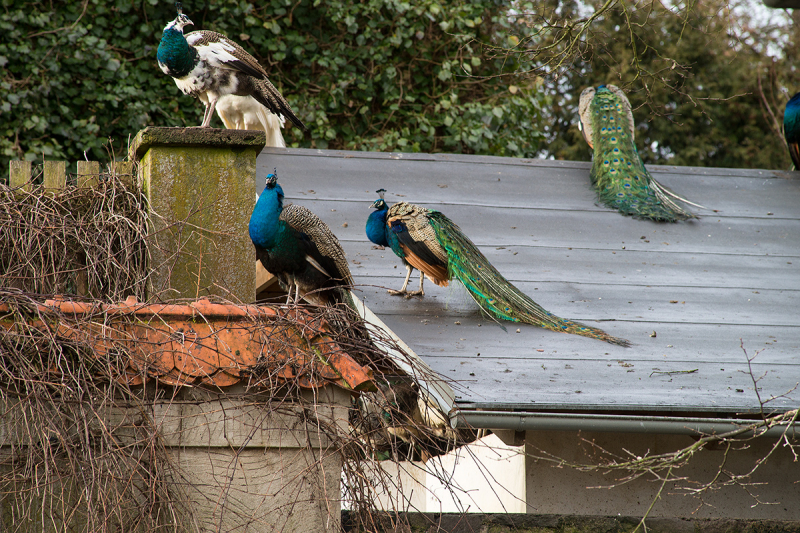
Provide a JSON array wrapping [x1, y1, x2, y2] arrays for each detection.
[[388, 264, 413, 297], [405, 271, 425, 297], [285, 286, 293, 305], [199, 97, 218, 128]]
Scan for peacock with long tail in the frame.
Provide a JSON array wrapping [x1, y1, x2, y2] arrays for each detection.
[[250, 176, 461, 453], [578, 85, 701, 222], [249, 171, 354, 309], [784, 91, 800, 170], [157, 3, 305, 131], [366, 191, 630, 346]]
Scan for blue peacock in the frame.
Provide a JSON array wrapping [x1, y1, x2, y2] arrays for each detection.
[[249, 172, 354, 309], [157, 3, 305, 132], [578, 85, 701, 222], [784, 91, 800, 170], [366, 190, 630, 346]]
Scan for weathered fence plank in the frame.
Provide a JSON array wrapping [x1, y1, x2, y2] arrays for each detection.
[[43, 161, 66, 191], [77, 160, 100, 188], [113, 160, 135, 187], [9, 161, 31, 191]]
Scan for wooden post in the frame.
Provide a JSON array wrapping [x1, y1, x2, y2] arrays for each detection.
[[43, 161, 66, 192], [9, 161, 32, 192], [112, 161, 135, 188], [77, 161, 100, 188], [129, 127, 265, 303]]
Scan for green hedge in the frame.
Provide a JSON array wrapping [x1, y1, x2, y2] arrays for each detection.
[[0, 0, 548, 181]]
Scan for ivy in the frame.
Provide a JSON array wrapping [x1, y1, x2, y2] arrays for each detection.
[[0, 0, 548, 181]]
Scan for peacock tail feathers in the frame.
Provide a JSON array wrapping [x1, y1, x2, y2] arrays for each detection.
[[426, 211, 630, 347], [581, 85, 699, 222]]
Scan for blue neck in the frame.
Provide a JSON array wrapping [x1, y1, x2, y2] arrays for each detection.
[[366, 207, 389, 247], [249, 185, 284, 249], [157, 27, 196, 77]]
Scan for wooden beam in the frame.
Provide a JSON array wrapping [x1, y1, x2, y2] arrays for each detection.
[[256, 261, 279, 294]]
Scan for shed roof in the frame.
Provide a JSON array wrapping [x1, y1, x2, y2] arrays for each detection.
[[257, 148, 799, 417]]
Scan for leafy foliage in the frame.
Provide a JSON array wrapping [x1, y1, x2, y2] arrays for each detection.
[[0, 0, 548, 181], [536, 0, 800, 169], [3, 0, 797, 180]]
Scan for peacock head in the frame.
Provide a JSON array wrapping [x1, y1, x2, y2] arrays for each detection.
[[371, 188, 388, 211], [173, 13, 193, 31], [167, 3, 193, 33], [263, 169, 284, 200]]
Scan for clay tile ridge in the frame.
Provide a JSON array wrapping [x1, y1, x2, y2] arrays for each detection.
[[0, 296, 374, 392]]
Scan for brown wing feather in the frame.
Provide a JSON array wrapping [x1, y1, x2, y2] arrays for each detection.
[[399, 245, 449, 287]]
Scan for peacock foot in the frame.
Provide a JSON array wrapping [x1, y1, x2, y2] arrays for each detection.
[[387, 289, 424, 298]]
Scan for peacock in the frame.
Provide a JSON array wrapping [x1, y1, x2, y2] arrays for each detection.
[[784, 91, 800, 170], [366, 191, 631, 346], [251, 176, 460, 454], [157, 4, 305, 131], [578, 85, 701, 222], [249, 171, 354, 309], [215, 95, 287, 147]]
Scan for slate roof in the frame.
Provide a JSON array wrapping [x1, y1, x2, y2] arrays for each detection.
[[257, 148, 799, 417]]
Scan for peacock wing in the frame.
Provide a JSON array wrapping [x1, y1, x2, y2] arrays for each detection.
[[185, 30, 268, 80], [280, 204, 354, 286], [250, 78, 306, 131], [386, 203, 449, 286]]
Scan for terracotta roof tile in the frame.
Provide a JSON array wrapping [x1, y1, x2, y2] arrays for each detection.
[[0, 297, 374, 392]]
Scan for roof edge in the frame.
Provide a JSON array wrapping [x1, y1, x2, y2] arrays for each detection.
[[455, 410, 798, 438]]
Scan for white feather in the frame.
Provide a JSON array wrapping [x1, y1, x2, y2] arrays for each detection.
[[215, 95, 286, 147], [193, 40, 240, 68]]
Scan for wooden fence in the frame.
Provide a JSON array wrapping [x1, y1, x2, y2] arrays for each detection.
[[4, 159, 145, 300], [8, 160, 136, 190]]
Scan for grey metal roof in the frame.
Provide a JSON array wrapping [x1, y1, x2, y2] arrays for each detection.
[[256, 148, 800, 416]]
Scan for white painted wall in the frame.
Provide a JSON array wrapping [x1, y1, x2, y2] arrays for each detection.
[[359, 433, 526, 513]]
